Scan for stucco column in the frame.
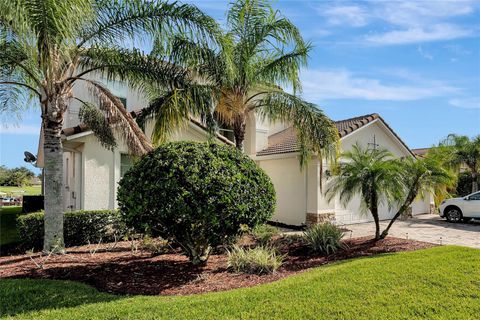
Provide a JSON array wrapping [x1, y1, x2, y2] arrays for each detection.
[[306, 159, 336, 226]]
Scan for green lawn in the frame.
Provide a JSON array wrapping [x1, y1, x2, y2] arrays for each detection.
[[0, 185, 41, 196], [1, 246, 479, 319], [0, 206, 22, 246]]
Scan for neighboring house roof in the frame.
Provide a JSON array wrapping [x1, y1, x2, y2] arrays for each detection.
[[257, 113, 414, 157], [411, 148, 429, 157], [61, 111, 234, 146]]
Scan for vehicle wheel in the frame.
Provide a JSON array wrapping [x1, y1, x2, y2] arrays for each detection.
[[445, 207, 463, 223]]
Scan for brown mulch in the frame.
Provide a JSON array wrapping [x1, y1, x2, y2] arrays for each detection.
[[0, 236, 436, 296]]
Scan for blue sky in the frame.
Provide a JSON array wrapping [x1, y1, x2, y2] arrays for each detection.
[[1, 0, 479, 172]]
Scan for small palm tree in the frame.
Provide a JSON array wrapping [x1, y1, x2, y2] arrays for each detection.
[[139, 0, 338, 166], [326, 144, 403, 240], [436, 134, 480, 193], [0, 0, 220, 251], [379, 156, 455, 239]]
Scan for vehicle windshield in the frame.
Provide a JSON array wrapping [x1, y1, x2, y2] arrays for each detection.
[[467, 192, 480, 200]]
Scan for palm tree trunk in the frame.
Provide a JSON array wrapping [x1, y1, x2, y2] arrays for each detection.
[[42, 95, 66, 252], [371, 191, 381, 240], [233, 115, 246, 151], [472, 172, 478, 193], [380, 186, 418, 240]]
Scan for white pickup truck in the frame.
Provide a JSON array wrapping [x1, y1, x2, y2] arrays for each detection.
[[439, 191, 480, 222]]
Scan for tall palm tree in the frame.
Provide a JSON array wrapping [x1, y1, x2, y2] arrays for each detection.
[[437, 134, 480, 193], [139, 0, 338, 167], [326, 144, 403, 240], [379, 156, 455, 239], [0, 0, 220, 252]]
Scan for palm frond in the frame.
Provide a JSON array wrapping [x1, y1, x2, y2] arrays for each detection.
[[83, 79, 153, 156], [0, 29, 40, 115], [77, 46, 190, 96], [78, 100, 117, 150], [257, 90, 339, 168], [137, 83, 217, 144], [253, 44, 310, 93], [79, 0, 221, 48], [155, 36, 230, 86]]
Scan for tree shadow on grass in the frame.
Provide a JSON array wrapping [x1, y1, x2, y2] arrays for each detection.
[[0, 278, 123, 317]]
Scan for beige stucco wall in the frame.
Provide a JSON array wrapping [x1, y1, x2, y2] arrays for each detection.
[[334, 120, 410, 224], [67, 121, 221, 211], [65, 72, 149, 128], [258, 156, 307, 225], [257, 119, 433, 226]]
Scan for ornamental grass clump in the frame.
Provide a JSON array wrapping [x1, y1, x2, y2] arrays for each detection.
[[251, 224, 279, 246], [227, 245, 283, 275], [303, 222, 345, 255]]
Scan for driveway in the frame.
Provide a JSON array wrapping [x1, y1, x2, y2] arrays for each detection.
[[345, 214, 480, 249]]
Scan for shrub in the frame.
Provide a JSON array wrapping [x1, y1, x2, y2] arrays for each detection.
[[140, 235, 170, 255], [251, 224, 279, 246], [227, 245, 283, 274], [17, 210, 126, 250], [117, 142, 276, 265], [303, 222, 345, 255], [455, 171, 476, 197]]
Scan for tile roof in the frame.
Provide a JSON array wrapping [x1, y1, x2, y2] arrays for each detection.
[[257, 113, 414, 157], [411, 148, 430, 157]]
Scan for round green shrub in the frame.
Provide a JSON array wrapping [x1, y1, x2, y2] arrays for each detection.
[[117, 141, 276, 264]]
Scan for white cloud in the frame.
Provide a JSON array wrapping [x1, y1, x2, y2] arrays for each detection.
[[322, 5, 369, 27], [449, 97, 480, 109], [0, 124, 40, 135], [417, 46, 433, 60], [317, 0, 477, 45], [365, 24, 473, 45], [300, 68, 459, 101], [378, 1, 475, 27]]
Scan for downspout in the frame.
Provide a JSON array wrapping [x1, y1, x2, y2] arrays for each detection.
[[304, 160, 308, 225], [111, 151, 116, 210]]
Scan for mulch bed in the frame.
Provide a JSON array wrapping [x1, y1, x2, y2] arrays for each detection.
[[0, 236, 436, 296]]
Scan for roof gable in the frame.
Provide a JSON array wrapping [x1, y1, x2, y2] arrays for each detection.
[[257, 113, 414, 157]]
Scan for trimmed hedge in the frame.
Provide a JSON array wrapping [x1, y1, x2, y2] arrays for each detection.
[[17, 210, 126, 250], [118, 141, 276, 265]]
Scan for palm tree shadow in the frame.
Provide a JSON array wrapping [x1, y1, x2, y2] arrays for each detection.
[[0, 278, 123, 317]]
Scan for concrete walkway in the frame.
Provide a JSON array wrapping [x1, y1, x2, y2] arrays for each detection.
[[344, 214, 480, 249]]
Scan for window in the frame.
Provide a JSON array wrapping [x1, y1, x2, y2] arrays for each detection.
[[100, 77, 128, 107], [468, 192, 480, 200], [118, 96, 127, 107], [120, 154, 134, 177], [215, 116, 235, 143]]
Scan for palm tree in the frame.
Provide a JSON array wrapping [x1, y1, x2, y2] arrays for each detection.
[[139, 0, 338, 167], [437, 134, 480, 193], [379, 156, 455, 239], [326, 144, 403, 240], [0, 0, 220, 252]]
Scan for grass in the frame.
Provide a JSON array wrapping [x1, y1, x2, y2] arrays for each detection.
[[0, 206, 22, 246], [1, 246, 479, 319], [0, 185, 41, 196]]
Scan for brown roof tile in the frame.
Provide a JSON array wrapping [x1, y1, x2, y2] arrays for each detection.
[[411, 148, 430, 158], [257, 113, 414, 157]]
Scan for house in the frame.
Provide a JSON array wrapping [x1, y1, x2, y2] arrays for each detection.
[[36, 75, 232, 212], [36, 77, 433, 225], [251, 114, 434, 226]]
